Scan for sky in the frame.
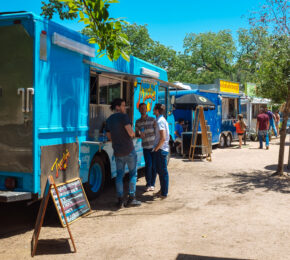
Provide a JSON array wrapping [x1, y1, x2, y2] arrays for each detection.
[[1, 0, 264, 52]]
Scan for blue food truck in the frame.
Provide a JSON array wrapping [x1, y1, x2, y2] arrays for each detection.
[[0, 11, 180, 202], [171, 80, 242, 148]]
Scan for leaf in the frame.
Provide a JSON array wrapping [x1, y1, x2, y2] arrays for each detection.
[[121, 50, 130, 61], [79, 10, 84, 19]]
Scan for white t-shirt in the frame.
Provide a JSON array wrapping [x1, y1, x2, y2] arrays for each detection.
[[154, 115, 170, 152]]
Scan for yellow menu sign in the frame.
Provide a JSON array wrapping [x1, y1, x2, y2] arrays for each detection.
[[220, 80, 239, 94]]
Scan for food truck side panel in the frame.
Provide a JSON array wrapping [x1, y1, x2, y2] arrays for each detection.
[[79, 58, 171, 198], [34, 16, 91, 195], [0, 12, 177, 202], [0, 13, 97, 200], [171, 88, 241, 147], [171, 90, 222, 145]]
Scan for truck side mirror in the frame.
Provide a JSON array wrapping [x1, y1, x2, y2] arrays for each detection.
[[171, 96, 175, 105]]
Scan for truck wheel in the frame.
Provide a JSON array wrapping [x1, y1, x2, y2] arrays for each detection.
[[250, 134, 256, 141], [219, 134, 226, 148], [84, 156, 106, 200], [226, 134, 232, 147]]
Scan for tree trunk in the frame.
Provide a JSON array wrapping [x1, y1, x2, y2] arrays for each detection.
[[288, 135, 290, 169], [277, 86, 290, 175]]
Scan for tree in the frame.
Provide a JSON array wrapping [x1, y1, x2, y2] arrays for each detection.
[[248, 0, 289, 176], [122, 23, 154, 61], [122, 23, 180, 81], [235, 27, 269, 84], [183, 30, 236, 84], [41, 0, 130, 61]]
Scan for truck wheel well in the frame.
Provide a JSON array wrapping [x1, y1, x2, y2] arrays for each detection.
[[92, 151, 111, 179]]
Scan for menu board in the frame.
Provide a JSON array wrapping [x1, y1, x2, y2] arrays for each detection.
[[50, 178, 91, 227]]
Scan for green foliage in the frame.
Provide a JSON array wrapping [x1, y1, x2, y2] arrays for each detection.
[[235, 27, 269, 84], [255, 35, 289, 104], [182, 30, 236, 84], [41, 0, 130, 61], [41, 0, 78, 19], [244, 0, 289, 105], [122, 25, 238, 84], [122, 23, 154, 60], [122, 23, 180, 81]]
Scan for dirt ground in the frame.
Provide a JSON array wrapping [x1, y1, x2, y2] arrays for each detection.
[[1, 138, 290, 260]]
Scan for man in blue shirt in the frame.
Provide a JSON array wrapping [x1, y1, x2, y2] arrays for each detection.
[[266, 108, 277, 137], [174, 119, 184, 154]]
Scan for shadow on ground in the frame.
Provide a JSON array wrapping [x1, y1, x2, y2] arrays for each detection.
[[271, 141, 290, 146], [226, 171, 290, 194], [0, 170, 155, 239], [32, 238, 73, 256], [264, 164, 290, 173], [176, 253, 251, 260]]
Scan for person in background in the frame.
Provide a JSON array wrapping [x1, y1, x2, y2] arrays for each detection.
[[152, 103, 170, 199], [135, 103, 157, 192], [256, 108, 270, 150], [174, 118, 184, 155], [234, 114, 247, 149], [274, 110, 280, 136], [106, 98, 141, 208], [266, 108, 277, 137]]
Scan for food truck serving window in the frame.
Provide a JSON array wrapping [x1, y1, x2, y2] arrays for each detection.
[[222, 97, 238, 119], [99, 76, 121, 104]]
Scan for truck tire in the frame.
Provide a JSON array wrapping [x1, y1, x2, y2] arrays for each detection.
[[219, 134, 226, 148], [84, 156, 106, 200], [226, 134, 232, 147]]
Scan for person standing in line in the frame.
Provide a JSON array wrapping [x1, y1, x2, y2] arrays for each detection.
[[234, 114, 247, 149], [256, 108, 270, 150], [106, 98, 141, 208], [266, 108, 277, 137], [274, 110, 280, 136], [152, 103, 170, 199], [135, 103, 157, 192], [174, 118, 184, 155]]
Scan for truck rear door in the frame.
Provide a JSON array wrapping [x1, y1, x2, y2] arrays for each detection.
[[0, 23, 34, 174]]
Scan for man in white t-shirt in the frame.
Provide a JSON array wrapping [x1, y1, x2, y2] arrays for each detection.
[[152, 103, 170, 198]]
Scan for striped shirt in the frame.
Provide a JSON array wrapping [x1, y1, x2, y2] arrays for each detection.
[[135, 116, 156, 149]]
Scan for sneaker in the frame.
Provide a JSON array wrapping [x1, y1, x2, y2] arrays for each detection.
[[149, 186, 155, 191], [266, 146, 269, 150], [160, 195, 167, 199], [117, 197, 124, 209], [144, 186, 151, 192], [125, 196, 141, 207]]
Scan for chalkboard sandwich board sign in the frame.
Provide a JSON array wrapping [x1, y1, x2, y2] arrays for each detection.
[[50, 178, 91, 227], [31, 176, 77, 257]]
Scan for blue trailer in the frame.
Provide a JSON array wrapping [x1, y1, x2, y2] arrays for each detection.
[[171, 80, 242, 148], [0, 12, 180, 202]]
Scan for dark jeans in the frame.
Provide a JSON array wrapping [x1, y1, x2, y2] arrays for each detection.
[[143, 148, 157, 187], [115, 150, 137, 198], [153, 149, 169, 196], [258, 130, 269, 148]]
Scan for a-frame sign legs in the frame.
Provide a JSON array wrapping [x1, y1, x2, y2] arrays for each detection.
[[189, 108, 200, 160], [31, 175, 77, 257], [189, 106, 212, 161]]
